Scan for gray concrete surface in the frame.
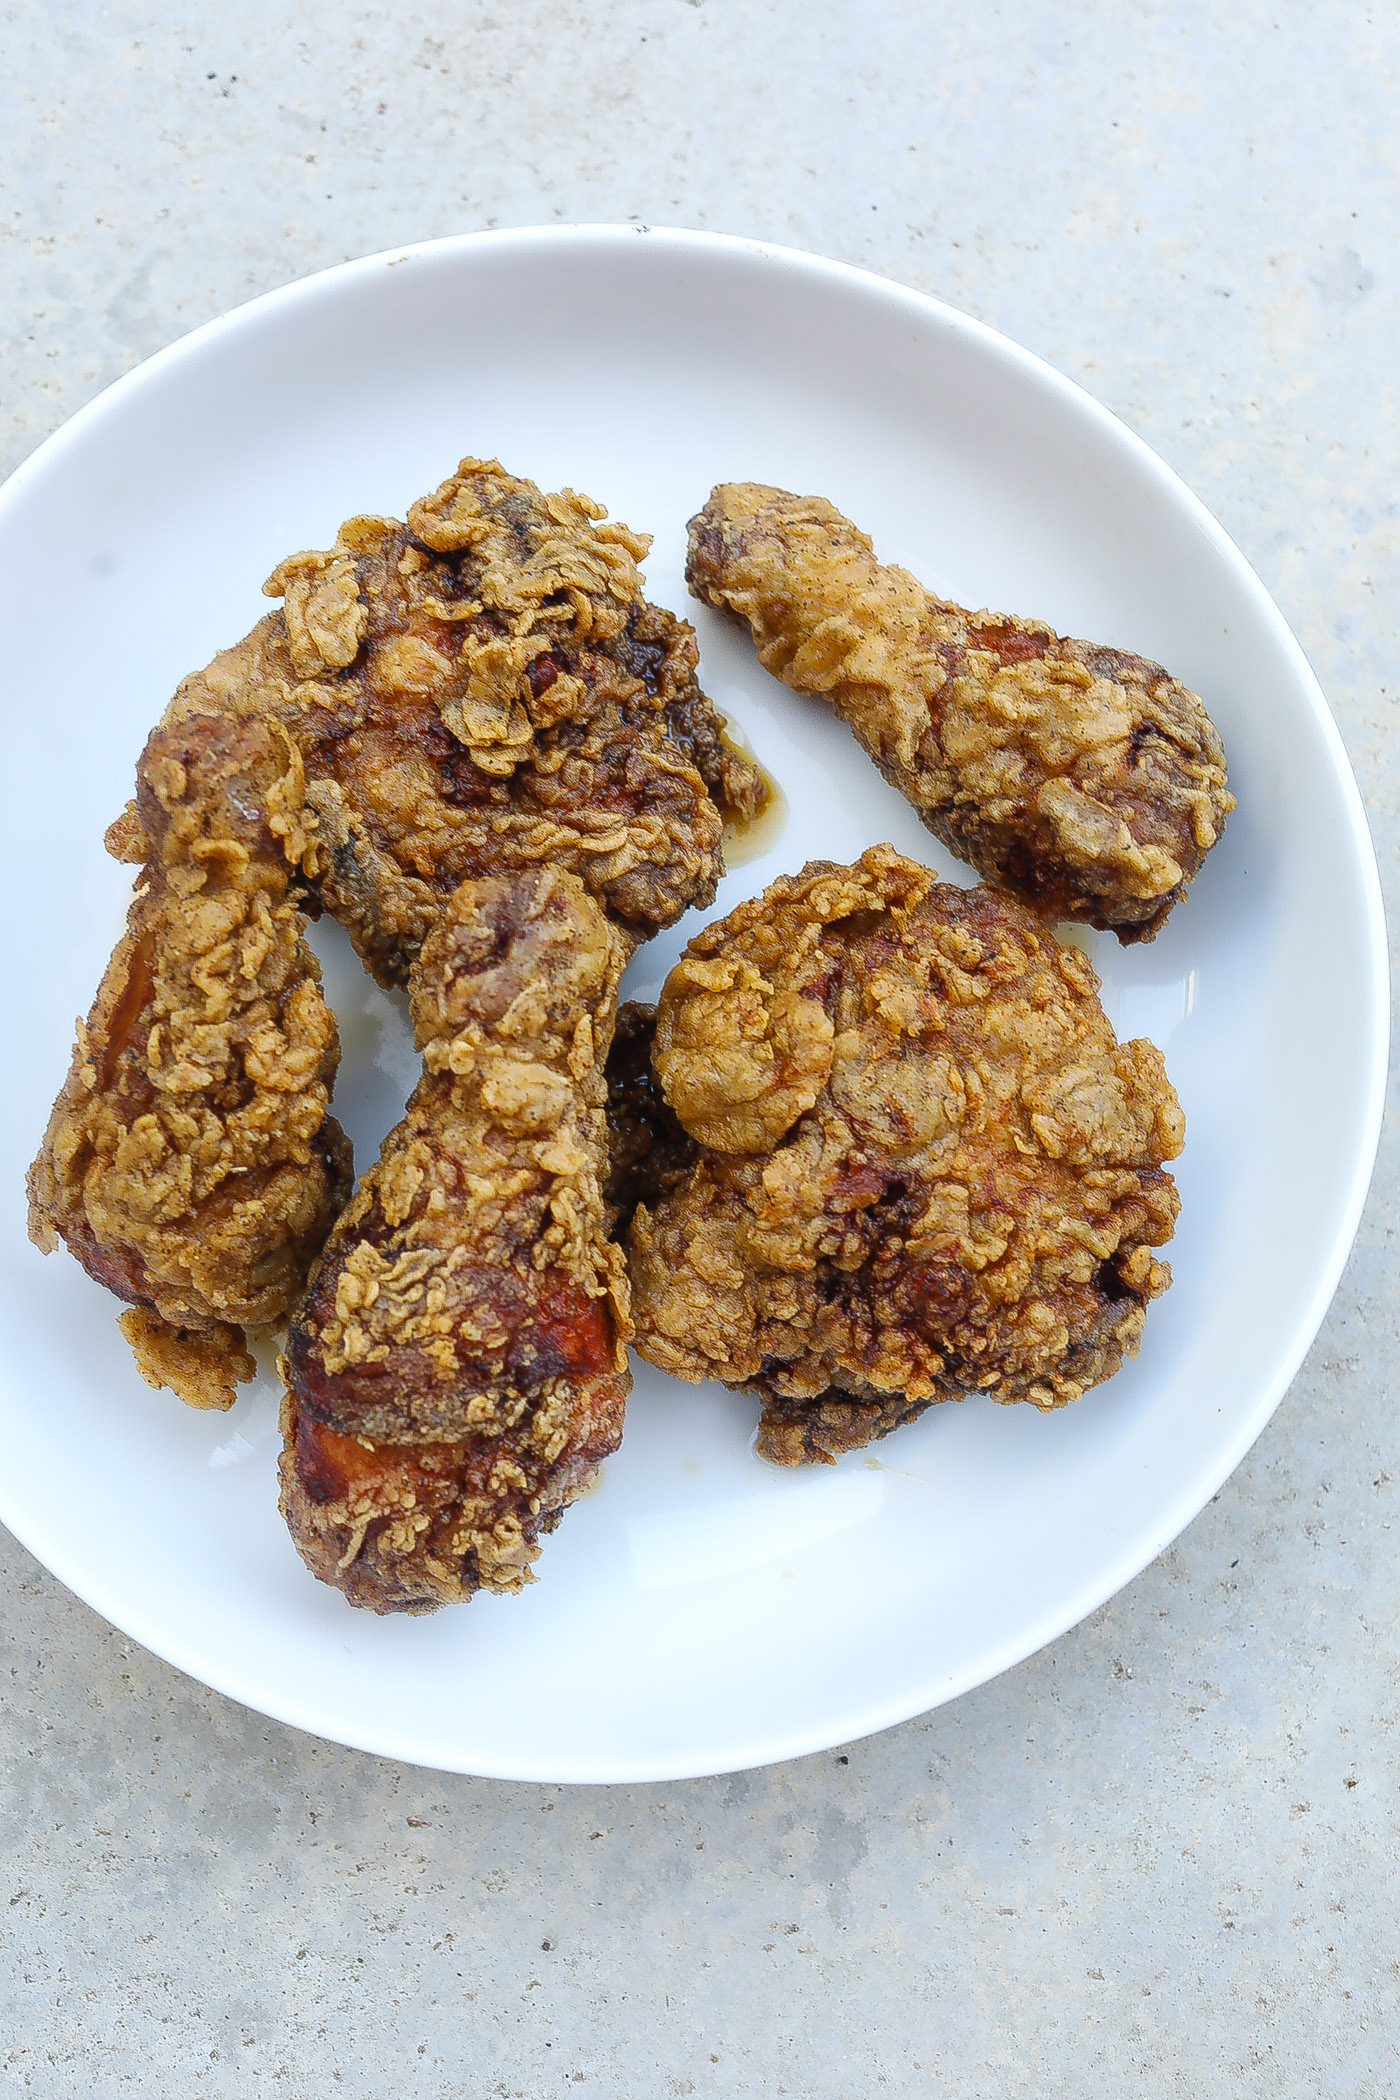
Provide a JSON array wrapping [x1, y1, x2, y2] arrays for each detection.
[[3, 3, 1397, 2093]]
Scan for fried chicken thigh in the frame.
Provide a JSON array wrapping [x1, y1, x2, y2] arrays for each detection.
[[687, 484, 1231, 940], [281, 869, 630, 1612], [27, 715, 352, 1409], [624, 846, 1183, 1463], [161, 458, 766, 986]]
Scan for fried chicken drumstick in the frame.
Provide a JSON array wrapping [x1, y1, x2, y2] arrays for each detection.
[[281, 869, 630, 1612], [27, 714, 352, 1409], [622, 846, 1183, 1463], [687, 484, 1231, 940]]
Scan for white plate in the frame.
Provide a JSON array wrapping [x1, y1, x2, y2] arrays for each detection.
[[0, 228, 1386, 1782]]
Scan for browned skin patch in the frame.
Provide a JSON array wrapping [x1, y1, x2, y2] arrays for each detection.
[[686, 484, 1232, 942], [601, 1000, 699, 1237], [624, 847, 1182, 1463]]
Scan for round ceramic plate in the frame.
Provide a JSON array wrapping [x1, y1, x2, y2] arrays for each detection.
[[0, 228, 1386, 1782]]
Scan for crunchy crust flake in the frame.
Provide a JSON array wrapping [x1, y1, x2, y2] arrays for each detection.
[[118, 1307, 256, 1412]]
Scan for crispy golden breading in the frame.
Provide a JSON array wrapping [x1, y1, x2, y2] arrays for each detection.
[[147, 458, 766, 986], [686, 484, 1232, 941], [118, 1307, 258, 1411], [27, 715, 352, 1409], [281, 870, 630, 1612], [624, 847, 1183, 1463]]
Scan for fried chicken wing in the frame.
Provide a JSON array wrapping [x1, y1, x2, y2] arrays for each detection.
[[156, 458, 766, 986], [280, 869, 630, 1611], [27, 715, 352, 1409], [623, 846, 1183, 1463], [686, 484, 1232, 941]]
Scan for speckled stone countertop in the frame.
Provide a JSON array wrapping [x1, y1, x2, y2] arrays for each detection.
[[3, 4, 1396, 2093]]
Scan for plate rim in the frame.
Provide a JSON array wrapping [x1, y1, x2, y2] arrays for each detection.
[[1, 223, 1389, 1781]]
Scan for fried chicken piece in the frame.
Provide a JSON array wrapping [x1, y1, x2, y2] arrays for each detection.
[[686, 484, 1232, 941], [280, 869, 631, 1611], [37, 457, 756, 1415], [145, 458, 766, 988], [27, 715, 353, 1409], [624, 846, 1183, 1463]]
